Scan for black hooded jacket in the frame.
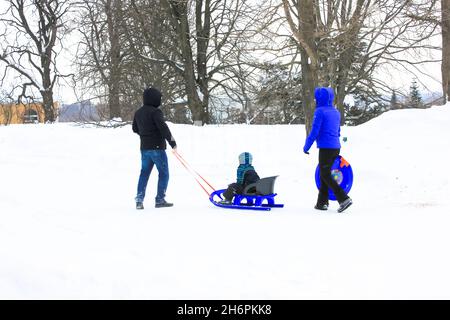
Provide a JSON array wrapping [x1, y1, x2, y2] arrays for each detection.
[[132, 88, 176, 150]]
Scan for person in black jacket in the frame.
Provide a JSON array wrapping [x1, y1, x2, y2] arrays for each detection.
[[133, 87, 177, 209], [219, 152, 260, 205]]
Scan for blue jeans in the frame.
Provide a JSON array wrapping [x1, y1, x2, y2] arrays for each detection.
[[136, 150, 169, 203]]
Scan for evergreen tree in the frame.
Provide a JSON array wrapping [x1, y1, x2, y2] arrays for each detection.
[[390, 90, 399, 109], [254, 63, 304, 124], [344, 91, 387, 126], [409, 79, 423, 108]]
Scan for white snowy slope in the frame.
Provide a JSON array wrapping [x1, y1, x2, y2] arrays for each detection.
[[0, 105, 449, 299]]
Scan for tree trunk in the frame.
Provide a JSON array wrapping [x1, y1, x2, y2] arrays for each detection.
[[108, 76, 121, 119], [41, 47, 55, 122], [181, 40, 203, 123], [201, 93, 209, 124], [106, 0, 122, 119], [196, 0, 211, 124], [301, 49, 318, 133], [41, 90, 55, 123], [442, 0, 450, 103], [176, 1, 205, 124], [299, 0, 318, 134]]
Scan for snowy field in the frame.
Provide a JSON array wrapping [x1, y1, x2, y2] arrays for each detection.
[[1, 105, 450, 299]]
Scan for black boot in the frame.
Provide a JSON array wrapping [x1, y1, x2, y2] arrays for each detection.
[[155, 199, 173, 208], [136, 202, 144, 210], [315, 198, 329, 210], [314, 203, 328, 211], [218, 198, 232, 205], [337, 198, 352, 213]]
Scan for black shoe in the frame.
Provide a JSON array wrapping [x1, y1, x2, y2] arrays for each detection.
[[337, 198, 352, 213], [314, 204, 328, 211], [218, 199, 232, 205], [136, 202, 144, 210], [155, 200, 173, 208]]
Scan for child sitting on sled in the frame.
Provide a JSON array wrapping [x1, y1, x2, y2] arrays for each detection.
[[218, 152, 260, 205]]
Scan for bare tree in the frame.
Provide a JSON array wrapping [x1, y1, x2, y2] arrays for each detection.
[[0, 0, 72, 122], [206, 1, 282, 124], [129, 0, 268, 125], [75, 0, 186, 122], [153, 0, 211, 124], [282, 0, 374, 131], [105, 0, 123, 119], [122, 0, 185, 121], [281, 0, 440, 132], [75, 0, 296, 125], [75, 0, 127, 120]]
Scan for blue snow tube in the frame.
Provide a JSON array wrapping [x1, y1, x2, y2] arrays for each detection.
[[315, 155, 353, 201]]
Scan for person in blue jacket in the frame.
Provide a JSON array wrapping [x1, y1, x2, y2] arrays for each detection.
[[303, 87, 352, 213]]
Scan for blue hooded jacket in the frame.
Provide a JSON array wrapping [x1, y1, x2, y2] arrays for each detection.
[[303, 87, 341, 152]]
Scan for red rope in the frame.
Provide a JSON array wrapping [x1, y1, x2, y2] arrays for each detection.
[[173, 151, 213, 196], [172, 150, 215, 196], [174, 151, 216, 192]]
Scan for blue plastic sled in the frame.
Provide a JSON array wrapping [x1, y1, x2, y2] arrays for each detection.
[[315, 155, 353, 201], [209, 176, 284, 211]]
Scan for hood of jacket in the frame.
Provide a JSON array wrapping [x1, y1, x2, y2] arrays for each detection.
[[238, 152, 253, 165], [143, 87, 162, 107], [314, 87, 334, 108]]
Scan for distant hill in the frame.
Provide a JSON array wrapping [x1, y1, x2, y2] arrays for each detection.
[[58, 101, 100, 122]]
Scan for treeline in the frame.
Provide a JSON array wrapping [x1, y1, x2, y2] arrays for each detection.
[[0, 0, 447, 129]]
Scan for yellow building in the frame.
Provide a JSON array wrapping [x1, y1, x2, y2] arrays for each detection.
[[0, 102, 59, 125]]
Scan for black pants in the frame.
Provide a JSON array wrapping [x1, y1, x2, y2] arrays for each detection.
[[317, 148, 349, 205], [223, 183, 244, 201]]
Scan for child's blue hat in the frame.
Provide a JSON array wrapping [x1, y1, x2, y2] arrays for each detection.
[[239, 152, 253, 165]]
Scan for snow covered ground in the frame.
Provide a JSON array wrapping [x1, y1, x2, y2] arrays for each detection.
[[1, 105, 450, 299]]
